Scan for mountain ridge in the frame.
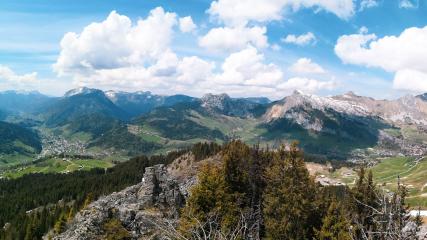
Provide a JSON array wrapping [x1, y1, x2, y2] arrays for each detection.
[[2, 87, 427, 160]]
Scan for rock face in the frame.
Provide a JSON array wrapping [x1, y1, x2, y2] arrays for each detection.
[[137, 165, 184, 211], [265, 90, 427, 126], [53, 164, 185, 240], [261, 90, 427, 158], [200, 93, 260, 117]]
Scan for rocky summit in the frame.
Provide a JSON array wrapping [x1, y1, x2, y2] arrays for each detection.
[[53, 164, 187, 240]]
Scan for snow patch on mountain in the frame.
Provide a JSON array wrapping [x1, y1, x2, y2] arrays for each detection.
[[64, 87, 99, 97], [265, 90, 370, 122]]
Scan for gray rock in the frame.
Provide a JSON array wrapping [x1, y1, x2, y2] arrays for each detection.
[[52, 164, 187, 240]]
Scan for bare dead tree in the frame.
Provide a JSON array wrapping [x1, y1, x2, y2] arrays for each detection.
[[349, 177, 422, 240], [148, 211, 257, 240]]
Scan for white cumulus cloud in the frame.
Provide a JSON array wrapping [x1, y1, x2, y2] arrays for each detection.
[[393, 69, 427, 92], [179, 16, 197, 33], [282, 32, 316, 46], [208, 0, 355, 26], [277, 77, 336, 93], [199, 26, 268, 52], [53, 7, 337, 99], [335, 25, 427, 93], [0, 65, 38, 84], [213, 46, 283, 86], [54, 7, 177, 75], [0, 65, 40, 91], [206, 46, 335, 98], [289, 58, 326, 74], [176, 56, 215, 84]]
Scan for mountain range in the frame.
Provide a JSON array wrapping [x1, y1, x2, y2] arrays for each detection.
[[1, 87, 427, 165]]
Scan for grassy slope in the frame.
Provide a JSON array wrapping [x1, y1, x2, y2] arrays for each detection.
[[326, 156, 427, 208], [1, 158, 113, 179], [0, 154, 34, 169], [370, 156, 427, 207], [136, 107, 262, 154]]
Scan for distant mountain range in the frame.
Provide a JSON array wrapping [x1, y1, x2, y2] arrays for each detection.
[[0, 90, 52, 114], [44, 88, 129, 126], [105, 90, 196, 117], [1, 87, 427, 162]]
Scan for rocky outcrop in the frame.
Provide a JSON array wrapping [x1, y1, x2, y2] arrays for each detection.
[[137, 165, 184, 211], [200, 93, 260, 117], [53, 164, 186, 240]]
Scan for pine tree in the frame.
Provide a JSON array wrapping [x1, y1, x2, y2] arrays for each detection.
[[180, 141, 272, 239], [222, 140, 251, 196], [179, 163, 240, 236], [348, 168, 378, 238], [263, 143, 318, 239], [315, 200, 352, 240]]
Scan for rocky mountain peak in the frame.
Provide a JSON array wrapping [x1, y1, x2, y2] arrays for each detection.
[[200, 93, 231, 110], [265, 91, 371, 123], [342, 91, 358, 98], [200, 93, 260, 117], [64, 87, 102, 98], [292, 89, 305, 95]]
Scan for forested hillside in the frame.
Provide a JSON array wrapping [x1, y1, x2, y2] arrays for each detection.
[[0, 149, 186, 239], [0, 121, 42, 160]]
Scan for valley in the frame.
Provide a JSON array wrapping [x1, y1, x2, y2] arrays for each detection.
[[309, 156, 427, 207], [1, 88, 427, 178]]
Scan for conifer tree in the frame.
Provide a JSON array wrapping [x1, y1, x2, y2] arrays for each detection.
[[348, 168, 378, 238], [179, 163, 240, 236], [222, 140, 251, 196], [263, 143, 318, 239], [315, 200, 352, 240]]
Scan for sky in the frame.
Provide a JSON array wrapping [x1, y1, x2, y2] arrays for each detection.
[[0, 0, 426, 99]]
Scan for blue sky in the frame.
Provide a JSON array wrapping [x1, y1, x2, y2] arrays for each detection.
[[0, 0, 426, 99]]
